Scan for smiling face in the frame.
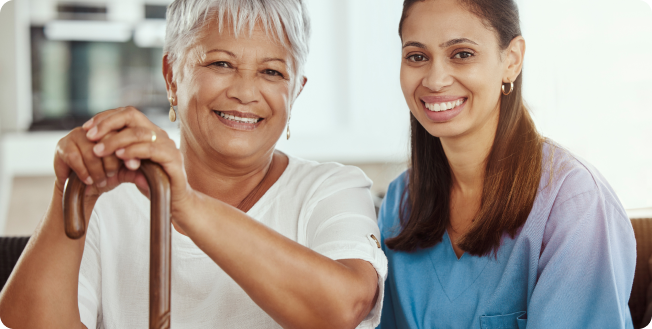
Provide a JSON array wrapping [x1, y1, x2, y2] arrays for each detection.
[[400, 0, 511, 140], [165, 20, 302, 163]]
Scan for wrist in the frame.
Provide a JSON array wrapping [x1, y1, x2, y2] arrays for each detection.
[[170, 186, 198, 228]]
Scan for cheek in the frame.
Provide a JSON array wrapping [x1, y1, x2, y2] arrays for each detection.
[[259, 82, 291, 118], [460, 66, 501, 108], [400, 66, 421, 106]]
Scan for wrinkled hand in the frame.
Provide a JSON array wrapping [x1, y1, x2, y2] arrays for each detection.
[[81, 106, 192, 208], [54, 127, 124, 199]]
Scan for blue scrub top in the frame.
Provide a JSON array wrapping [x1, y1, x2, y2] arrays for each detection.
[[377, 141, 636, 329]]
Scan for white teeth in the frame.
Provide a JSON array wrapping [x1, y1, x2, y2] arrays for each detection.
[[425, 99, 465, 112], [219, 112, 259, 124]]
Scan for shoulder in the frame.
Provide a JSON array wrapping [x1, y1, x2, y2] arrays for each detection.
[[378, 171, 408, 239], [539, 140, 624, 213], [535, 140, 630, 241], [282, 154, 372, 201]]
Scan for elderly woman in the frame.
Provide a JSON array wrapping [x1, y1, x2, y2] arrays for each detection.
[[0, 1, 386, 328], [377, 0, 635, 328]]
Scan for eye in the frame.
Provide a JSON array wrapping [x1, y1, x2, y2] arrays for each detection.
[[453, 51, 474, 59], [210, 61, 231, 68], [406, 54, 427, 62], [263, 69, 284, 78]]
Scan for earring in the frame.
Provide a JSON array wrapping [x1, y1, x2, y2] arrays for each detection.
[[286, 113, 291, 140], [501, 80, 514, 96], [168, 97, 176, 122]]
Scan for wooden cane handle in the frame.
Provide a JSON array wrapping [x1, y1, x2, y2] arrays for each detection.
[[62, 160, 172, 329]]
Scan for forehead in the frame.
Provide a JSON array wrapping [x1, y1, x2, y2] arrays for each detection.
[[402, 0, 495, 47], [194, 21, 292, 60]]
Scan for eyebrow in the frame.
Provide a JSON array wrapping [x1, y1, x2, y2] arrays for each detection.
[[205, 49, 286, 65], [206, 49, 237, 57], [438, 38, 478, 48], [402, 41, 427, 49], [402, 38, 479, 50], [261, 58, 287, 65]]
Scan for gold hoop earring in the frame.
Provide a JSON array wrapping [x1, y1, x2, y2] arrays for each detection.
[[286, 112, 291, 140], [168, 97, 176, 122], [501, 80, 514, 96]]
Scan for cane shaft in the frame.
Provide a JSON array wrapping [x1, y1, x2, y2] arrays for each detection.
[[62, 160, 171, 329]]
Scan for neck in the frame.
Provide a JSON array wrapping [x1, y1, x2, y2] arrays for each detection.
[[440, 108, 499, 195], [180, 130, 275, 207]]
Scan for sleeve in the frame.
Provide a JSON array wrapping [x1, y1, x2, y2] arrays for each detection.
[[304, 170, 388, 329], [78, 210, 103, 329], [377, 174, 406, 329], [526, 185, 636, 328]]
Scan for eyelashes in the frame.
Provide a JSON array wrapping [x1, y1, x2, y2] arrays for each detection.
[[404, 50, 476, 63], [452, 51, 474, 59], [208, 62, 287, 80]]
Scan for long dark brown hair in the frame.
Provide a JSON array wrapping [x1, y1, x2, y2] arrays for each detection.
[[385, 0, 543, 256]]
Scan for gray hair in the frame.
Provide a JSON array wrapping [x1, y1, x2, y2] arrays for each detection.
[[164, 0, 311, 93]]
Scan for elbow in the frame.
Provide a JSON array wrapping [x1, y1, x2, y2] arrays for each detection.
[[331, 287, 378, 329]]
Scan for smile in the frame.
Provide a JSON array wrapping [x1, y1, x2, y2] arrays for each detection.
[[424, 99, 465, 112], [216, 111, 262, 124]]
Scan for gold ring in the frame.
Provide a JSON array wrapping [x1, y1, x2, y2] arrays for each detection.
[[151, 130, 157, 143]]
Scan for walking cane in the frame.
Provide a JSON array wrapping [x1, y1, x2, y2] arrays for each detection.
[[62, 160, 172, 329]]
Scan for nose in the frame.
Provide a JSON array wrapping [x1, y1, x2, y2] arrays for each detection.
[[226, 70, 258, 104], [422, 59, 454, 92]]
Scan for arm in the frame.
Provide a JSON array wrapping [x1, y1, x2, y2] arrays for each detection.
[[85, 108, 383, 329], [0, 126, 125, 328], [180, 192, 380, 329], [526, 187, 636, 328]]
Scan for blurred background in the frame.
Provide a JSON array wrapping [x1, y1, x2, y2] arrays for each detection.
[[0, 0, 650, 236]]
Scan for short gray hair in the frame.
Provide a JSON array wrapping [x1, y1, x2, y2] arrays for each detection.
[[164, 0, 310, 93]]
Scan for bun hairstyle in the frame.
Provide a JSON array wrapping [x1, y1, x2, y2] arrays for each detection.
[[386, 0, 543, 256]]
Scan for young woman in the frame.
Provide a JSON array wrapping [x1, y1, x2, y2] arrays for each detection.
[[377, 0, 636, 328]]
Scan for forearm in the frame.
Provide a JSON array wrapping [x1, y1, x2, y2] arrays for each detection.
[[0, 185, 90, 329], [175, 192, 377, 329]]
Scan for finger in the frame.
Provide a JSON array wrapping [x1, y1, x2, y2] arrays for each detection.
[[116, 167, 150, 198], [58, 142, 94, 186], [114, 139, 186, 193], [82, 107, 123, 131], [86, 107, 155, 142], [114, 138, 178, 164], [98, 131, 122, 177], [53, 144, 72, 191], [124, 158, 141, 171], [79, 141, 108, 188], [93, 126, 166, 158], [102, 155, 122, 177]]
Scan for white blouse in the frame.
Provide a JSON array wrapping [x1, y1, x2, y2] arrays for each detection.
[[78, 155, 387, 328]]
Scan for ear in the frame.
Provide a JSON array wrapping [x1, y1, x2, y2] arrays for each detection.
[[503, 36, 525, 83], [162, 54, 178, 103], [297, 76, 308, 97], [290, 76, 308, 107]]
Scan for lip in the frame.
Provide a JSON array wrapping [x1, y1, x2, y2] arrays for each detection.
[[419, 96, 467, 123], [213, 110, 264, 131]]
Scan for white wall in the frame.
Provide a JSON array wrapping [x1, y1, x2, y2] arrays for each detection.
[[518, 0, 652, 209], [0, 0, 650, 233]]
